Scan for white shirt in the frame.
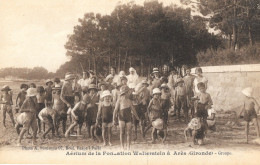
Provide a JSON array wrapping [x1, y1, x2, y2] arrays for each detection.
[[78, 78, 90, 88]]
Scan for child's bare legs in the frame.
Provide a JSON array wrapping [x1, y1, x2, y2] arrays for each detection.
[[192, 130, 197, 145], [93, 125, 101, 142], [77, 123, 83, 136], [151, 127, 157, 143], [18, 128, 27, 145], [126, 122, 132, 150], [7, 109, 15, 127], [31, 118, 38, 145], [140, 120, 145, 139], [102, 124, 107, 145], [252, 118, 260, 137], [119, 121, 126, 149], [15, 124, 22, 135], [37, 118, 41, 133], [42, 122, 54, 139], [245, 121, 249, 143], [2, 108, 7, 127], [65, 122, 77, 138], [86, 121, 91, 139], [108, 125, 112, 146], [133, 121, 138, 141], [62, 119, 66, 134]]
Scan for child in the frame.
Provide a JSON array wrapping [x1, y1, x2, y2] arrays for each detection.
[[131, 91, 145, 141], [96, 90, 113, 146], [45, 79, 53, 106], [65, 92, 89, 138], [207, 108, 216, 132], [0, 85, 15, 127], [38, 103, 57, 139], [98, 82, 107, 101], [194, 82, 213, 126], [238, 87, 260, 143], [52, 84, 67, 135], [105, 75, 114, 92], [193, 67, 208, 96], [36, 86, 46, 133], [15, 88, 38, 146], [147, 88, 167, 143], [174, 78, 189, 122], [160, 84, 171, 125], [16, 84, 29, 113], [53, 77, 61, 86], [29, 83, 36, 88], [73, 75, 82, 101], [113, 85, 140, 150], [120, 76, 128, 86], [183, 67, 195, 117], [86, 84, 100, 141], [184, 116, 206, 145]]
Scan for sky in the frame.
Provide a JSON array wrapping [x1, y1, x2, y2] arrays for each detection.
[[0, 0, 198, 72]]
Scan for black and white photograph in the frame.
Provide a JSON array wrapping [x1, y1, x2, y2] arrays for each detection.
[[0, 0, 260, 164]]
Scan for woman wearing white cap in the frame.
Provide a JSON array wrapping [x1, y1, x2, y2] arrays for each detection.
[[126, 67, 139, 89], [238, 87, 260, 143]]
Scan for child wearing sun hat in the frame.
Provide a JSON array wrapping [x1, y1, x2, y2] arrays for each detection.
[[0, 85, 15, 127], [238, 87, 260, 143]]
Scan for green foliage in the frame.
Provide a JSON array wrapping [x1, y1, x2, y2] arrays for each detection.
[[62, 0, 221, 76], [197, 43, 260, 66]]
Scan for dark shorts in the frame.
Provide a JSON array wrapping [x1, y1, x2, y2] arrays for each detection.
[[196, 103, 208, 118], [74, 110, 84, 124], [42, 116, 54, 128], [119, 108, 132, 123], [65, 96, 75, 109], [132, 105, 145, 124], [244, 109, 257, 122], [56, 112, 67, 121]]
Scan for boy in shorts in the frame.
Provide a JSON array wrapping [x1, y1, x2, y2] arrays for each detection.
[[52, 84, 67, 136], [238, 87, 260, 143], [16, 84, 28, 113], [38, 103, 57, 139], [36, 86, 45, 133], [1, 85, 15, 127]]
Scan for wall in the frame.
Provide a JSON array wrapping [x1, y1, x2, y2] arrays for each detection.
[[191, 64, 260, 111]]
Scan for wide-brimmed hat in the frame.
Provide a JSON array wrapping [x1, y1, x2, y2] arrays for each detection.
[[52, 84, 62, 90], [1, 85, 11, 91], [188, 118, 201, 130], [45, 79, 53, 85], [152, 68, 159, 74], [242, 87, 253, 97], [152, 88, 161, 95], [105, 74, 114, 82], [141, 80, 149, 86], [160, 83, 169, 89], [152, 118, 164, 130], [101, 90, 112, 98], [120, 85, 130, 96], [27, 88, 37, 97], [65, 74, 75, 81], [88, 84, 97, 91], [176, 78, 184, 84]]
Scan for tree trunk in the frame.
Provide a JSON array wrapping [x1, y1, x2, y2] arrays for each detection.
[[109, 51, 111, 72], [141, 55, 143, 77], [118, 48, 121, 72], [246, 0, 253, 46], [229, 34, 232, 49], [123, 50, 128, 71], [232, 0, 238, 50]]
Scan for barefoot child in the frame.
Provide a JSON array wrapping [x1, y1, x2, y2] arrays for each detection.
[[86, 84, 100, 141], [36, 86, 46, 133], [238, 87, 260, 143], [183, 67, 195, 117], [174, 78, 189, 122], [65, 92, 89, 138], [45, 79, 53, 105], [1, 85, 15, 127], [38, 103, 57, 139], [160, 84, 171, 125], [15, 88, 38, 146], [147, 88, 167, 143], [131, 91, 145, 141], [52, 84, 67, 135], [16, 84, 29, 113], [113, 85, 140, 149], [96, 90, 113, 146], [184, 116, 206, 145]]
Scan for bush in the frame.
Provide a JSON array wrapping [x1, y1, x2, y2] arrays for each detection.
[[197, 43, 260, 66]]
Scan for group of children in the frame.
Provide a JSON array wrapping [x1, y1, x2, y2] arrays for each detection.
[[0, 66, 259, 149]]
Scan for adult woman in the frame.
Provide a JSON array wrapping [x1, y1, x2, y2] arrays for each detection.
[[126, 67, 139, 89]]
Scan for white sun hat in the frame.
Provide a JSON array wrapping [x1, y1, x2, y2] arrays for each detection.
[[152, 88, 161, 95], [101, 90, 112, 98], [27, 88, 37, 97], [242, 87, 253, 97]]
